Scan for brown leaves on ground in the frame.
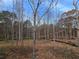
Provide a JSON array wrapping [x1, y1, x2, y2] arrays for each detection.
[[0, 40, 79, 59]]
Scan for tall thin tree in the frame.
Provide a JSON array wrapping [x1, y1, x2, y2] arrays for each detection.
[[27, 0, 58, 59]]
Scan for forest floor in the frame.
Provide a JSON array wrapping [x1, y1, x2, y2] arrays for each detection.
[[0, 40, 79, 59]]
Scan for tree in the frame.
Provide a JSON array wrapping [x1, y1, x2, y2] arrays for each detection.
[[23, 20, 33, 39], [0, 11, 16, 40], [15, 0, 24, 47], [73, 0, 79, 39], [27, 0, 58, 59]]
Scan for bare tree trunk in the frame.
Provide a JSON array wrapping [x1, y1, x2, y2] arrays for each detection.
[[32, 15, 36, 59], [11, 0, 15, 45], [15, 0, 24, 47]]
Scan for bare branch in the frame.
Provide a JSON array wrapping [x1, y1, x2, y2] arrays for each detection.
[[73, 0, 79, 9], [37, 0, 58, 25], [40, 0, 58, 18], [28, 0, 35, 13]]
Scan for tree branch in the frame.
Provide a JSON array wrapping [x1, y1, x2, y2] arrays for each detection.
[[28, 0, 35, 13], [37, 0, 58, 25]]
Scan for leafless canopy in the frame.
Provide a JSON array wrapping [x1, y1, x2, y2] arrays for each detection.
[[28, 0, 58, 26], [73, 0, 79, 9]]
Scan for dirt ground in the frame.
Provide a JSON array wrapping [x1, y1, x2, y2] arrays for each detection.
[[0, 40, 79, 59]]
